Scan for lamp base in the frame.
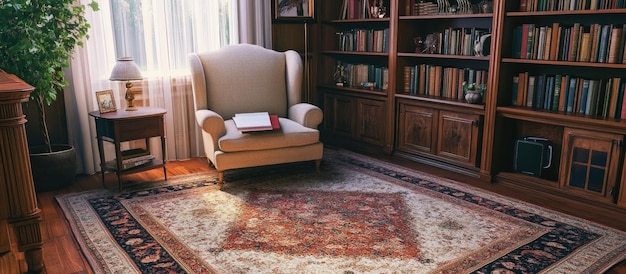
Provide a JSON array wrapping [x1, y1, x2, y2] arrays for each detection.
[[124, 82, 137, 111]]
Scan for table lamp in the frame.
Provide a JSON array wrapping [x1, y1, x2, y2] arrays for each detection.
[[109, 57, 143, 111]]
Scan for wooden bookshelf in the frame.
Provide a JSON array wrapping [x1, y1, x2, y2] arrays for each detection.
[[310, 0, 626, 210]]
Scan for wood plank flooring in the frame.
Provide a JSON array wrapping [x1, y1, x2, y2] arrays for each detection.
[[7, 154, 626, 273]]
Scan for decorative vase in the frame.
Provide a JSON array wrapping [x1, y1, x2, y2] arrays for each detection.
[[463, 82, 485, 104], [464, 90, 483, 104]]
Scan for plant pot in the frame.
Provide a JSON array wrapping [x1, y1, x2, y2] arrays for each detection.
[[29, 144, 77, 192]]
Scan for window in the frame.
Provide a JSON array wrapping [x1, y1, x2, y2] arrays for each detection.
[[109, 0, 233, 71]]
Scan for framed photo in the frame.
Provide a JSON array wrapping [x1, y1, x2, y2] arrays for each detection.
[[96, 90, 117, 113], [275, 0, 314, 21]]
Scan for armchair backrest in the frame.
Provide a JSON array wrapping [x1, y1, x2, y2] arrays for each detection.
[[189, 43, 303, 119]]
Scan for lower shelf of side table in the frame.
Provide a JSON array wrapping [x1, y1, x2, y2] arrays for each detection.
[[102, 159, 167, 190]]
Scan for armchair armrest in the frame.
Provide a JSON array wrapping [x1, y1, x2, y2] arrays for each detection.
[[196, 109, 227, 146], [288, 103, 323, 129]]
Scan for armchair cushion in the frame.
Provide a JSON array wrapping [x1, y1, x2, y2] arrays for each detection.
[[219, 118, 319, 152]]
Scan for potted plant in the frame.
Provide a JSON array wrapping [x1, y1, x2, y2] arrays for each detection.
[[0, 0, 98, 191]]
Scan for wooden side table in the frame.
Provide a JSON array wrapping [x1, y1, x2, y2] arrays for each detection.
[[89, 107, 167, 190]]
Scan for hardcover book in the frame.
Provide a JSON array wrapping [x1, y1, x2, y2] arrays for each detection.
[[233, 112, 274, 132]]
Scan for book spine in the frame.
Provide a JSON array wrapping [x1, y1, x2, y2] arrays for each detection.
[[579, 79, 590, 114], [122, 159, 152, 170], [519, 72, 528, 106], [598, 24, 611, 63], [512, 76, 519, 105], [620, 81, 626, 119], [608, 26, 623, 63], [535, 74, 546, 108], [567, 77, 577, 112], [553, 75, 562, 111], [527, 75, 536, 107]]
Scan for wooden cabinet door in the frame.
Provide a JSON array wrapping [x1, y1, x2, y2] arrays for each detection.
[[396, 103, 437, 154], [323, 93, 355, 138], [560, 128, 622, 203], [437, 111, 481, 166], [356, 98, 385, 145]]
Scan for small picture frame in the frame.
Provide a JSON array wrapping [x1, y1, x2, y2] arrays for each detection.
[[96, 90, 117, 113], [275, 0, 314, 21]]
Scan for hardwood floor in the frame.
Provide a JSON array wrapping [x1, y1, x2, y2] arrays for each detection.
[[7, 153, 626, 273]]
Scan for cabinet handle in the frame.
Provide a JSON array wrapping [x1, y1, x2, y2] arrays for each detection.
[[472, 120, 479, 127], [610, 187, 615, 196]]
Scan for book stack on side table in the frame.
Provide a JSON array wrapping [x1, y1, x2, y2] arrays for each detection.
[[232, 112, 280, 132], [106, 148, 155, 170]]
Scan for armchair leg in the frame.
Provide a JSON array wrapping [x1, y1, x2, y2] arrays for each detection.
[[217, 171, 224, 190], [315, 159, 321, 173]]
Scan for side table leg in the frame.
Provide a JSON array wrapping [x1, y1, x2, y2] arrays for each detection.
[[117, 173, 122, 192]]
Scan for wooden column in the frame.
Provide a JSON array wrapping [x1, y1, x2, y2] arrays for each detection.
[[0, 70, 44, 273]]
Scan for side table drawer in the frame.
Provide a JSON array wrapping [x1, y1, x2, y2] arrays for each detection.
[[117, 116, 164, 141]]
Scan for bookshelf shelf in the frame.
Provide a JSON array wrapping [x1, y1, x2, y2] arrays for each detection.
[[497, 106, 626, 133], [323, 50, 390, 56], [396, 93, 486, 111], [399, 13, 494, 19], [502, 58, 626, 68], [326, 18, 391, 23], [507, 8, 626, 17], [319, 84, 388, 96], [398, 53, 490, 60]]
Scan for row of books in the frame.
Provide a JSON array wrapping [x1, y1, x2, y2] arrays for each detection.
[[339, 0, 383, 20], [402, 65, 488, 99], [440, 28, 491, 56], [520, 0, 626, 12], [337, 28, 390, 53], [404, 1, 438, 16], [511, 23, 626, 64], [341, 63, 389, 90], [512, 73, 626, 119]]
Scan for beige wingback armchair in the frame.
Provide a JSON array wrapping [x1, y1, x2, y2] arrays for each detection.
[[188, 43, 323, 187]]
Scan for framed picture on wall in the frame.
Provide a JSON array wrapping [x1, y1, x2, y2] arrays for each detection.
[[96, 90, 117, 113], [275, 0, 314, 21]]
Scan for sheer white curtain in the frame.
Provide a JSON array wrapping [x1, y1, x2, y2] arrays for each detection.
[[65, 0, 271, 175]]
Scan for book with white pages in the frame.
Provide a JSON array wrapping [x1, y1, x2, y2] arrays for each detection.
[[232, 112, 273, 132]]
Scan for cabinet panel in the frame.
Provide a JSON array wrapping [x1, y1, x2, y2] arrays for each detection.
[[559, 128, 622, 203], [323, 93, 355, 137], [356, 98, 386, 145], [396, 103, 437, 153], [437, 111, 481, 165]]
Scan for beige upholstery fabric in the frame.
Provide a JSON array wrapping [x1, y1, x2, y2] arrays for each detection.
[[188, 43, 323, 185]]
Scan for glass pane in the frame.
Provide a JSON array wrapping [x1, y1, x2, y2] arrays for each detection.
[[588, 167, 605, 193], [569, 164, 587, 189], [572, 148, 589, 163], [590, 150, 608, 167]]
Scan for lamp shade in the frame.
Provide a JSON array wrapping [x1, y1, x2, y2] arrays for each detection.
[[109, 57, 143, 81]]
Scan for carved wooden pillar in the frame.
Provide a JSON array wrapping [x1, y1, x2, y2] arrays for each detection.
[[0, 70, 44, 273]]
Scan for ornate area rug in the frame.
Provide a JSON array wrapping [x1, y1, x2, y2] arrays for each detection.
[[56, 149, 626, 273]]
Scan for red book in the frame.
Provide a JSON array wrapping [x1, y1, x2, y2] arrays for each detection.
[[270, 115, 280, 129], [521, 24, 530, 59]]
